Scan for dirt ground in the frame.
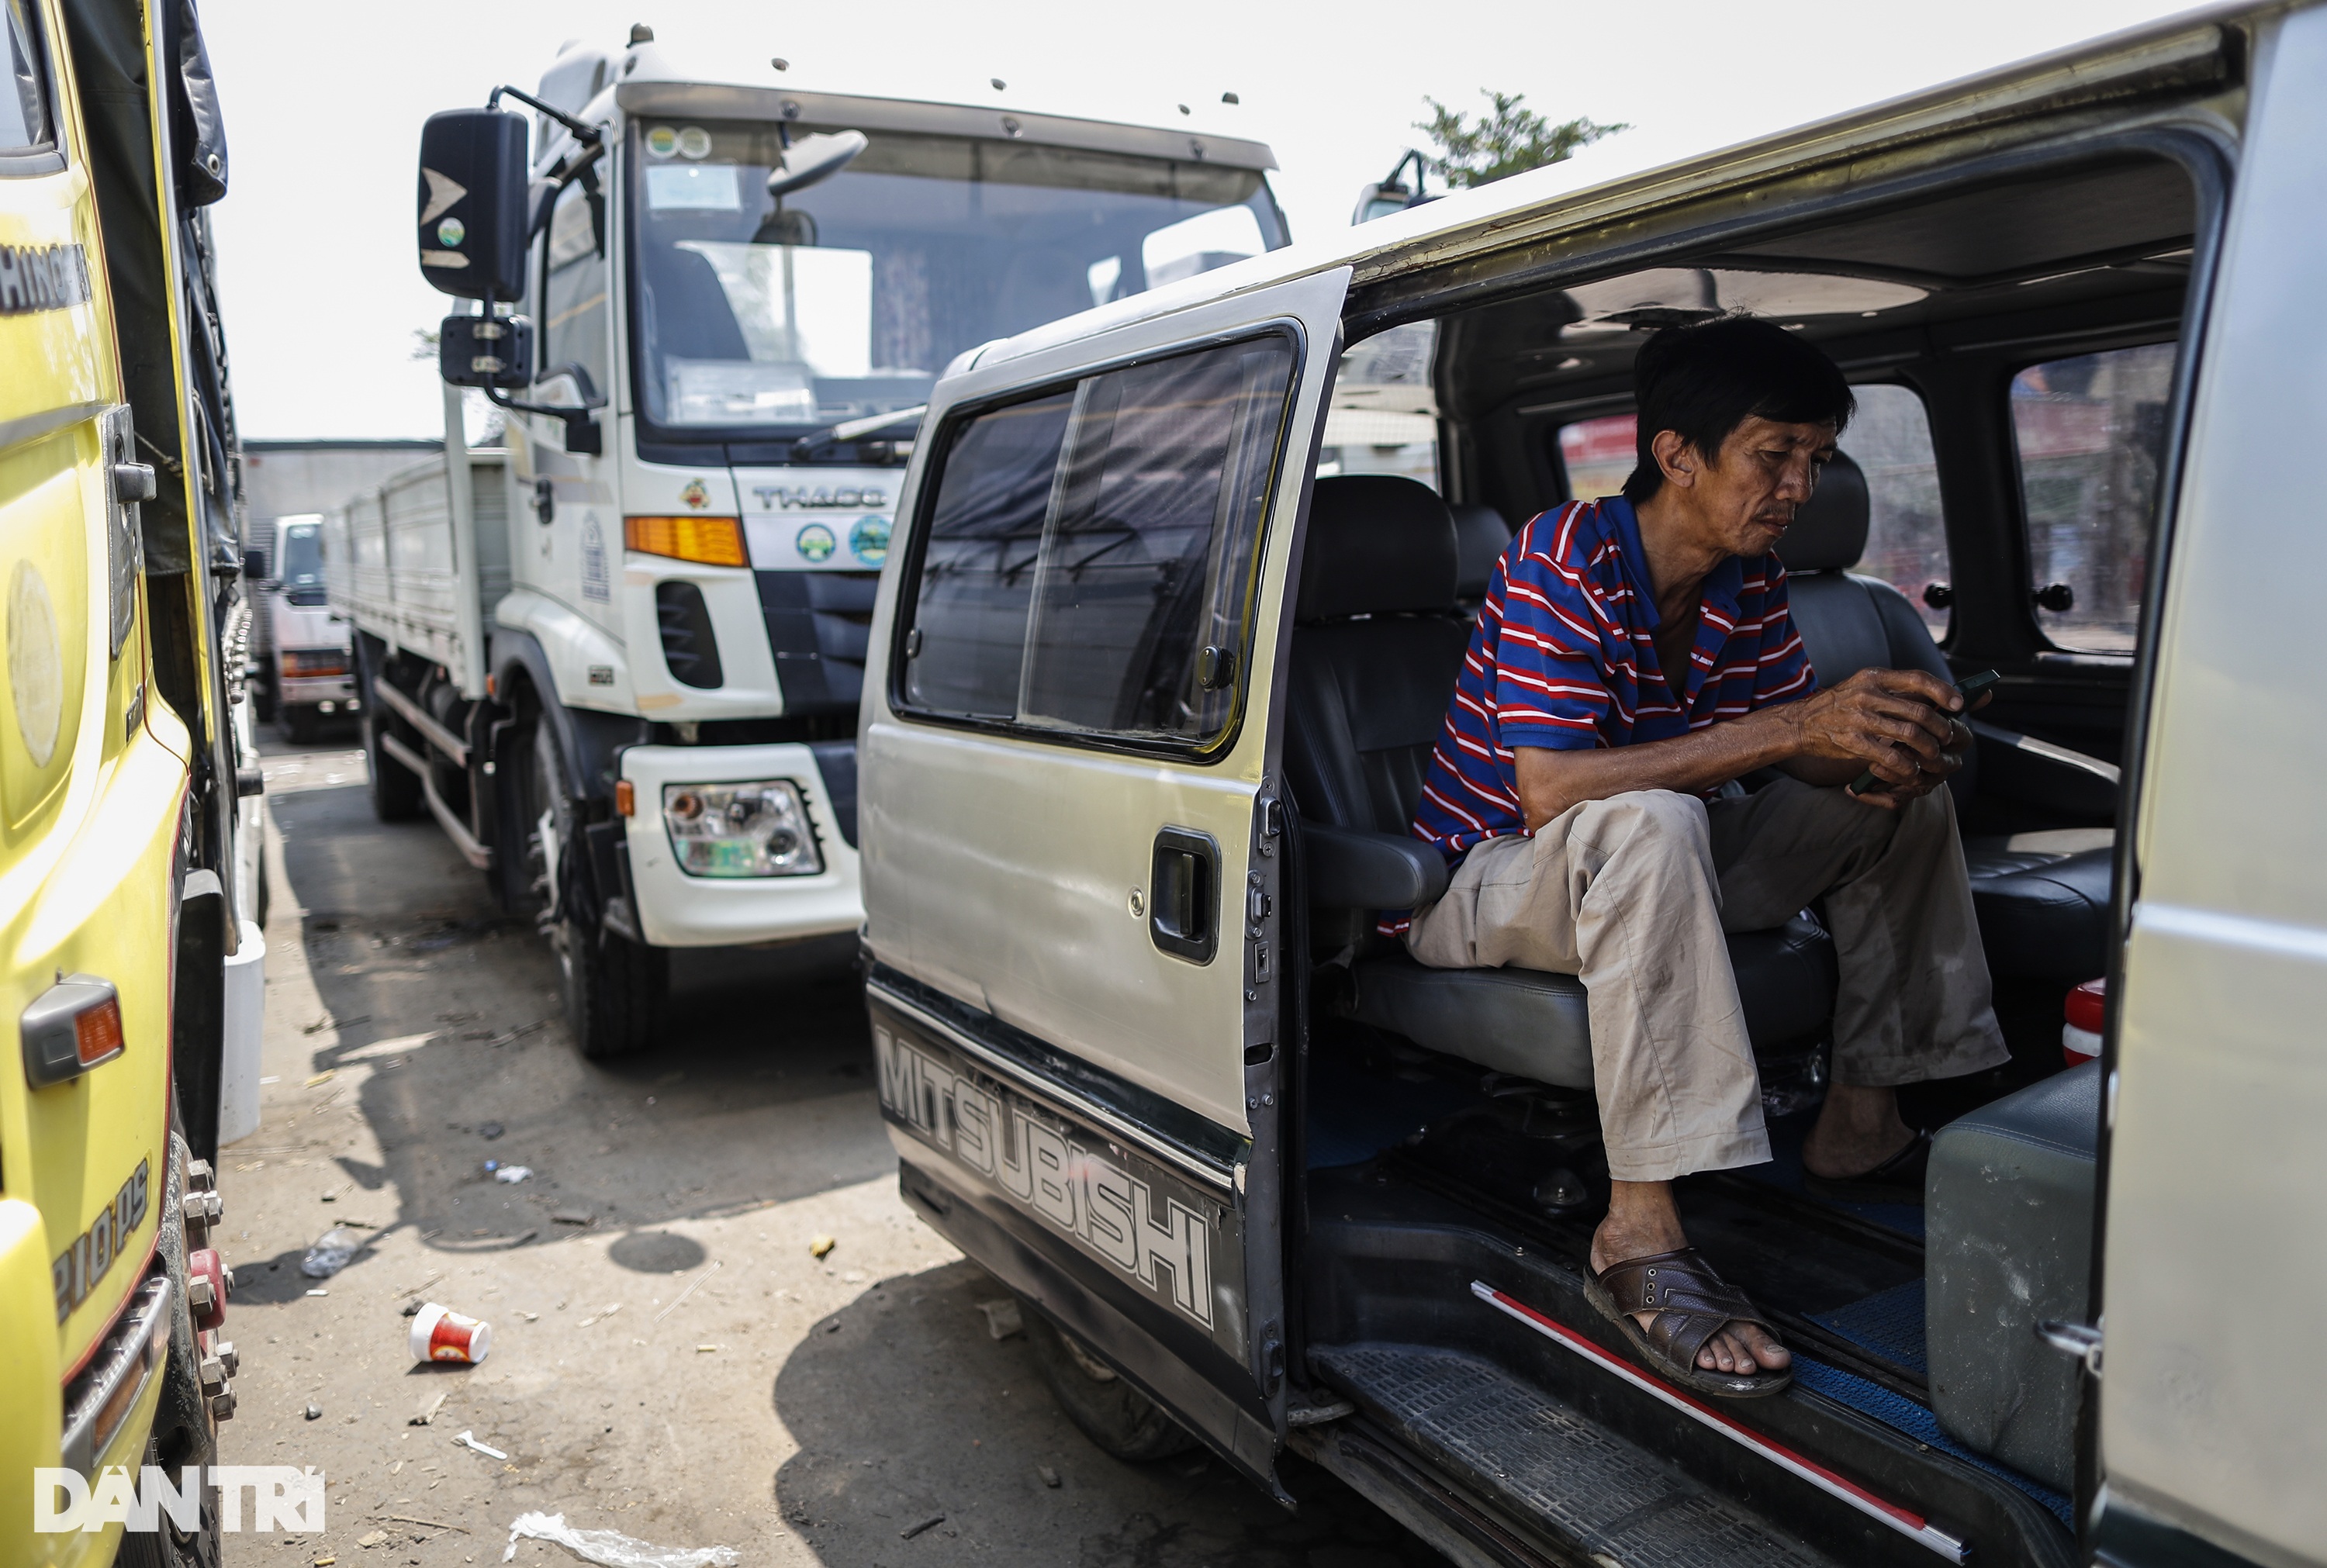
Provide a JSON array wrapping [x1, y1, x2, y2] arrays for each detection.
[[215, 724, 1449, 1568]]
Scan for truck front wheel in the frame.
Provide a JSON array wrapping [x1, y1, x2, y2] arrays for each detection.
[[527, 720, 666, 1059]]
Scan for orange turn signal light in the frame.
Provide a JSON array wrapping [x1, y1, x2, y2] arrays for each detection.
[[615, 780, 635, 817], [624, 515, 747, 568]]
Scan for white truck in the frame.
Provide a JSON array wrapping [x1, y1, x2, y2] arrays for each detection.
[[339, 26, 1288, 1058]]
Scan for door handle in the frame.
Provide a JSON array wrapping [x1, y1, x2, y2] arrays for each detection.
[[1149, 827, 1219, 965]]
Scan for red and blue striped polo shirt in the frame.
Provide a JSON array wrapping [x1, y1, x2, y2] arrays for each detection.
[[1407, 494, 1816, 872]]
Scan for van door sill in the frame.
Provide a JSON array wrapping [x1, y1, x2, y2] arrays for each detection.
[[1312, 1339, 1848, 1568]]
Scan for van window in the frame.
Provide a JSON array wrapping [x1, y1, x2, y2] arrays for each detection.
[[0, 0, 52, 157], [541, 179, 610, 399], [901, 333, 1297, 750], [904, 390, 1077, 718], [1322, 323, 1437, 489], [1557, 413, 1637, 502], [1844, 384, 1950, 639], [1558, 395, 1945, 630], [2011, 342, 2175, 654]]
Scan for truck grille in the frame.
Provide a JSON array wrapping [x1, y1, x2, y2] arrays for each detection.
[[755, 571, 877, 717]]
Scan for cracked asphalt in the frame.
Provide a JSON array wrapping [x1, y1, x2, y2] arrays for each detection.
[[214, 724, 1449, 1568]]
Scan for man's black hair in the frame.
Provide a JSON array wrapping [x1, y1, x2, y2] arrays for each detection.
[[1620, 315, 1855, 503]]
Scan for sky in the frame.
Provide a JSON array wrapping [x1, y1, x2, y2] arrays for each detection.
[[201, 0, 2199, 441]]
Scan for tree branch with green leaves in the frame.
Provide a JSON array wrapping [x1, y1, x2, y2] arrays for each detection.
[[1418, 90, 1628, 188]]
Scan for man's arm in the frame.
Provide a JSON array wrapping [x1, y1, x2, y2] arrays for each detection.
[[1512, 667, 1969, 829]]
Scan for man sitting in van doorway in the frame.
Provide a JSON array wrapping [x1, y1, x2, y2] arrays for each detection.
[[1402, 315, 2009, 1397]]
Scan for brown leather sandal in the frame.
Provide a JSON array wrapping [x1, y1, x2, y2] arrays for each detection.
[[1583, 1247, 1793, 1399]]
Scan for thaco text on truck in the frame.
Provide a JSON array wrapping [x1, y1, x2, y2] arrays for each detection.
[[354, 26, 1288, 1058], [859, 6, 2327, 1567], [2, 0, 261, 1562]]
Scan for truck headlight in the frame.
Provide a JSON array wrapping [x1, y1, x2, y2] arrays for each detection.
[[661, 780, 824, 877]]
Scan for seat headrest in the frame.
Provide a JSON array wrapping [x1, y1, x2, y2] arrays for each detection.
[[1298, 475, 1459, 622], [1779, 449, 1869, 572], [1450, 503, 1514, 601]]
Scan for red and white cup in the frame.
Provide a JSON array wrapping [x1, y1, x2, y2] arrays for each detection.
[[2062, 978, 2105, 1066], [410, 1302, 492, 1365]]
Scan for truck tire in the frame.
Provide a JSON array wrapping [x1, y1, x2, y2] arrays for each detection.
[[251, 675, 275, 724], [1024, 1304, 1198, 1462], [120, 1134, 223, 1568], [527, 720, 666, 1059], [280, 705, 318, 744], [364, 710, 424, 823]]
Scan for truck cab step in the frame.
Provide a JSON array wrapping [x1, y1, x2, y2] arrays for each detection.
[[1312, 1341, 1839, 1568]]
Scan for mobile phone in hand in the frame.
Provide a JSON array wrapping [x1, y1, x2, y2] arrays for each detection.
[[1848, 669, 2001, 796]]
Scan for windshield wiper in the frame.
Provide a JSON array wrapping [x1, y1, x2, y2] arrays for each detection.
[[790, 404, 928, 464]]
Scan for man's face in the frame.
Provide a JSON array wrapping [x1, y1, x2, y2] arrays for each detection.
[[1691, 416, 1837, 558]]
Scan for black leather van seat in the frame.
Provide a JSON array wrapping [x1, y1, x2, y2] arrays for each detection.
[[1779, 453, 2117, 982], [1286, 477, 1839, 1087], [1449, 502, 1513, 613]]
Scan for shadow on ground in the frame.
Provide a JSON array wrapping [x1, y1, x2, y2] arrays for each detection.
[[265, 766, 885, 1274], [766, 1260, 1450, 1567]]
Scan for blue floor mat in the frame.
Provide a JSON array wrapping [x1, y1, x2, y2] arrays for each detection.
[[1792, 1357, 2071, 1529], [1809, 1278, 1928, 1377], [1306, 1052, 1485, 1169]]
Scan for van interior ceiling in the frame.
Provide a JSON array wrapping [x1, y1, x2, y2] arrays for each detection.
[[1291, 150, 2198, 1567]]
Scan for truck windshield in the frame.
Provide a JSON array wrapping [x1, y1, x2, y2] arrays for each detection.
[[279, 522, 326, 605], [627, 120, 1288, 435]]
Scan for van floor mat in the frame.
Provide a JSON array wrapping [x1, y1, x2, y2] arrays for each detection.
[[1313, 1341, 1838, 1568], [1807, 1279, 1928, 1378], [1789, 1357, 2072, 1529]]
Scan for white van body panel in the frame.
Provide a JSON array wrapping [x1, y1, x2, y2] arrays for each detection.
[[2104, 9, 2327, 1563]]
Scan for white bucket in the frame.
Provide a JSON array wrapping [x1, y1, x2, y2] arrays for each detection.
[[218, 920, 266, 1145]]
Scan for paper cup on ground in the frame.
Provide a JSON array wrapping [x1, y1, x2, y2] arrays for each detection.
[[410, 1302, 492, 1364]]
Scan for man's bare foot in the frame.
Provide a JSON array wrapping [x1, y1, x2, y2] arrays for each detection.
[[1801, 1083, 1916, 1180], [1590, 1179, 1789, 1375]]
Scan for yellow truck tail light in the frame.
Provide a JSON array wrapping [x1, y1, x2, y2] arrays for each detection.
[[625, 515, 747, 568]]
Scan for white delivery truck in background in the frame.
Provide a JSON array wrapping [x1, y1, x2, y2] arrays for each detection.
[[334, 24, 1288, 1058], [242, 439, 441, 737]]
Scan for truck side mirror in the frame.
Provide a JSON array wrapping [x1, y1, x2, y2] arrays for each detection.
[[241, 547, 266, 581], [438, 313, 534, 389], [417, 109, 530, 300]]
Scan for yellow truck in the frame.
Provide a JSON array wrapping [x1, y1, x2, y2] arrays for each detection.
[[2, 0, 257, 1563]]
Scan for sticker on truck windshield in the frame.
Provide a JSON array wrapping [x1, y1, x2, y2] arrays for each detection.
[[794, 524, 836, 563], [873, 1017, 1237, 1344]]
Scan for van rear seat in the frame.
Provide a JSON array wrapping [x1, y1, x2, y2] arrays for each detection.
[[1778, 454, 2120, 982], [1285, 476, 1838, 1088]]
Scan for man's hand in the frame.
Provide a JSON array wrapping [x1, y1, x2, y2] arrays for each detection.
[[1779, 668, 1975, 808], [1510, 667, 1984, 826]]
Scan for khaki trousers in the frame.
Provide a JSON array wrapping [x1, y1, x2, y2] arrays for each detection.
[[1405, 779, 2009, 1182]]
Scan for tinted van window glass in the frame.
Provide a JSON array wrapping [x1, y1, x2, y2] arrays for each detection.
[[904, 390, 1076, 717], [2011, 343, 2176, 653], [1018, 338, 1294, 741], [1844, 384, 1950, 639]]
